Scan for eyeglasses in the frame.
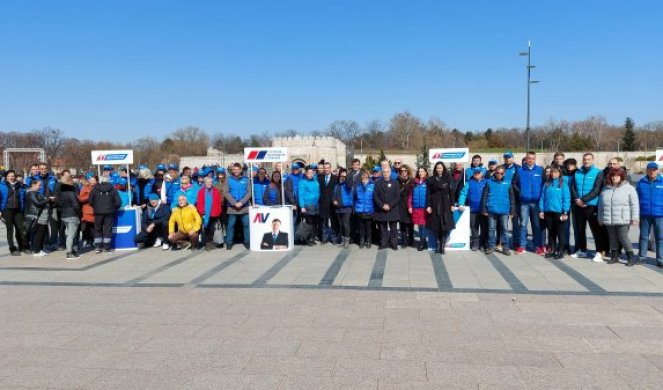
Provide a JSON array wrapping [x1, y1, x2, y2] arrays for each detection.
[[399, 169, 407, 173], [495, 172, 505, 176]]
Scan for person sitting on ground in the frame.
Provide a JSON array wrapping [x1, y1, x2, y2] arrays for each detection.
[[135, 194, 171, 250], [168, 194, 202, 251]]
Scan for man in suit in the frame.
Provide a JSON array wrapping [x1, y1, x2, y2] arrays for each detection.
[[261, 219, 289, 249], [318, 162, 339, 244]]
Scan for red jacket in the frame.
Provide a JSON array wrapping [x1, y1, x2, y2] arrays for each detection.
[[196, 186, 223, 217]]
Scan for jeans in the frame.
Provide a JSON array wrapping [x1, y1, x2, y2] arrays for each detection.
[[640, 217, 663, 264], [488, 214, 509, 250], [226, 213, 249, 245], [62, 217, 80, 253], [519, 202, 542, 249], [511, 208, 521, 249]]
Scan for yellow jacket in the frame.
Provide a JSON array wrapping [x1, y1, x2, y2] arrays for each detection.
[[169, 204, 202, 234]]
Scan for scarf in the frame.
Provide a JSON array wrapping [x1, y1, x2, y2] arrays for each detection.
[[203, 187, 213, 228]]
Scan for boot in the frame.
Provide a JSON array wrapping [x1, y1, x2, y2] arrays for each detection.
[[626, 251, 636, 267], [608, 250, 619, 264], [359, 239, 365, 249], [436, 243, 445, 254], [417, 239, 426, 252], [343, 237, 349, 249]]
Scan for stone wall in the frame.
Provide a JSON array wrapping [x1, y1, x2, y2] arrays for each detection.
[[272, 136, 347, 167]]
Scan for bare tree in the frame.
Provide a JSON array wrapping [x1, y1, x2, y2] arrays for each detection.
[[31, 127, 64, 164], [573, 115, 607, 151]]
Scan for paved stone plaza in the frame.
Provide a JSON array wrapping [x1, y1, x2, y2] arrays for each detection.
[[1, 226, 663, 388]]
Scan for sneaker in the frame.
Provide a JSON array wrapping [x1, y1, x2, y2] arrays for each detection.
[[153, 238, 162, 248], [162, 243, 170, 250], [33, 251, 47, 257], [95, 248, 103, 254], [535, 247, 546, 256], [592, 252, 604, 263], [495, 244, 503, 252], [515, 247, 525, 255], [485, 248, 494, 255], [66, 252, 81, 260], [571, 251, 587, 259], [503, 249, 511, 256], [104, 248, 112, 253], [180, 242, 192, 251]]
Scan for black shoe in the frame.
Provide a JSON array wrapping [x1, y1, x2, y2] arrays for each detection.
[[366, 243, 372, 249], [10, 251, 21, 257], [401, 244, 408, 249], [226, 244, 233, 250], [104, 248, 112, 253], [378, 245, 388, 250], [503, 249, 511, 256], [485, 249, 494, 255], [66, 252, 81, 260], [554, 252, 564, 260], [544, 251, 554, 258], [391, 245, 399, 251], [626, 251, 636, 267], [657, 263, 663, 269], [307, 241, 316, 246], [243, 243, 250, 250], [95, 248, 103, 254]]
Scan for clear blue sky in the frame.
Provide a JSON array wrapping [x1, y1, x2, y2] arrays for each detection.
[[1, 0, 661, 140]]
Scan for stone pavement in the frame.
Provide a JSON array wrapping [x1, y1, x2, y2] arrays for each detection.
[[1, 226, 663, 388]]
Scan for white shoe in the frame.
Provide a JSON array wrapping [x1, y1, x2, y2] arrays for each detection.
[[32, 251, 47, 257], [153, 238, 162, 247], [162, 243, 170, 250], [571, 251, 587, 259], [592, 252, 604, 263]]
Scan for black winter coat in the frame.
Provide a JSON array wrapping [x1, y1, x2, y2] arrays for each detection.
[[56, 183, 81, 219], [317, 174, 338, 219], [373, 178, 401, 222], [89, 182, 121, 214], [398, 177, 414, 224], [426, 174, 456, 232]]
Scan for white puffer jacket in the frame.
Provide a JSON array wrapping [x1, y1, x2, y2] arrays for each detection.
[[598, 182, 639, 226]]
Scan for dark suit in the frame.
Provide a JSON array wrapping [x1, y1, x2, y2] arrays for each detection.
[[318, 174, 339, 242], [261, 231, 289, 249], [373, 177, 401, 247]]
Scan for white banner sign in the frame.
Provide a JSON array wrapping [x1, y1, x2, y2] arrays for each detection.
[[429, 148, 470, 163], [249, 205, 294, 252], [445, 208, 470, 251], [244, 147, 288, 163], [657, 149, 663, 165], [91, 150, 134, 165]]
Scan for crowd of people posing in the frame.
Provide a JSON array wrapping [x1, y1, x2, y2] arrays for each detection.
[[0, 151, 661, 268]]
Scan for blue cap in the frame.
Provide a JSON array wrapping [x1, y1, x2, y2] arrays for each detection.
[[372, 166, 380, 173], [85, 172, 95, 180], [138, 164, 147, 170], [156, 164, 166, 171], [310, 163, 318, 169], [168, 164, 179, 171], [647, 162, 659, 170], [103, 164, 112, 171], [148, 193, 160, 201], [291, 164, 301, 170], [488, 159, 498, 165], [216, 167, 226, 174], [472, 167, 484, 173], [252, 167, 258, 172], [503, 151, 514, 158]]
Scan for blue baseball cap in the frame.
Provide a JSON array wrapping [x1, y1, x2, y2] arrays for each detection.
[[168, 164, 179, 171], [216, 167, 226, 174], [647, 162, 659, 170], [488, 159, 498, 165], [291, 164, 301, 170], [103, 164, 112, 171], [156, 164, 166, 171], [85, 172, 95, 180], [138, 164, 147, 170], [148, 193, 160, 201], [310, 163, 318, 169], [503, 151, 514, 158], [472, 167, 484, 173], [372, 166, 380, 173]]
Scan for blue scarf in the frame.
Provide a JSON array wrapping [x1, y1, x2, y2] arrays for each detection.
[[203, 187, 213, 228]]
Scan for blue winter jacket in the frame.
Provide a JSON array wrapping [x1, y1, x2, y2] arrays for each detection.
[[29, 174, 57, 196], [481, 176, 515, 215], [252, 177, 270, 206], [165, 178, 181, 205], [503, 163, 520, 184], [298, 177, 321, 209], [573, 165, 602, 207], [458, 177, 487, 213], [636, 175, 663, 218], [284, 173, 302, 205], [411, 180, 427, 209], [0, 181, 25, 211], [354, 182, 375, 214], [517, 164, 544, 203], [334, 181, 354, 208], [538, 180, 570, 214], [227, 175, 249, 203], [172, 184, 199, 209]]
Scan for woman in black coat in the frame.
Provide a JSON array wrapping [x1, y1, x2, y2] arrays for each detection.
[[373, 163, 401, 250], [427, 162, 456, 254], [397, 164, 415, 248]]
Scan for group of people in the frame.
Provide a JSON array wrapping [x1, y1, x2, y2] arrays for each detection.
[[1, 151, 661, 268]]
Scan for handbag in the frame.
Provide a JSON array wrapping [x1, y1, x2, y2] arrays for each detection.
[[212, 220, 225, 244]]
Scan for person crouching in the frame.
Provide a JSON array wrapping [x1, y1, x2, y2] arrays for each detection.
[[134, 194, 171, 250], [168, 194, 202, 251]]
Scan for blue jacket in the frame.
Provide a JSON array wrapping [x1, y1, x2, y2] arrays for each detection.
[[0, 181, 25, 212], [284, 173, 302, 205], [464, 165, 487, 182], [573, 165, 603, 207], [141, 202, 171, 230], [458, 177, 487, 213], [227, 175, 249, 203], [636, 175, 663, 218], [334, 181, 354, 208], [172, 184, 199, 209], [298, 177, 320, 209], [165, 177, 181, 205], [503, 163, 520, 184], [252, 177, 270, 206], [517, 164, 544, 203], [28, 174, 57, 196], [481, 176, 515, 215], [411, 180, 427, 209], [538, 180, 570, 214], [354, 182, 375, 214]]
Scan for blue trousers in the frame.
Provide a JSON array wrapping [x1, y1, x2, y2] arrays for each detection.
[[519, 202, 543, 249], [488, 214, 510, 250], [226, 213, 249, 245], [640, 217, 663, 264]]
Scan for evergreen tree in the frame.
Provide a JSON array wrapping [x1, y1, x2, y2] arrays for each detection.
[[415, 142, 430, 170], [377, 149, 387, 164], [622, 117, 637, 151]]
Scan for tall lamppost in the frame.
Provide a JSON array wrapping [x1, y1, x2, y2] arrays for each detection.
[[519, 40, 539, 152]]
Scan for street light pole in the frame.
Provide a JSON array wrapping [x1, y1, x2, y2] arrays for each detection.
[[520, 40, 539, 153]]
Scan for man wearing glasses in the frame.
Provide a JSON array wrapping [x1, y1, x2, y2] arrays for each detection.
[[481, 166, 516, 255]]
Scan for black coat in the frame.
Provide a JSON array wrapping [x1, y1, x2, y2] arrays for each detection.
[[89, 182, 121, 214], [397, 177, 414, 224], [450, 171, 464, 205], [55, 183, 81, 219], [317, 174, 338, 219], [426, 174, 456, 232], [373, 178, 401, 222]]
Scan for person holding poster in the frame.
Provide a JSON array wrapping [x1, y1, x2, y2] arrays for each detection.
[[261, 219, 289, 250]]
